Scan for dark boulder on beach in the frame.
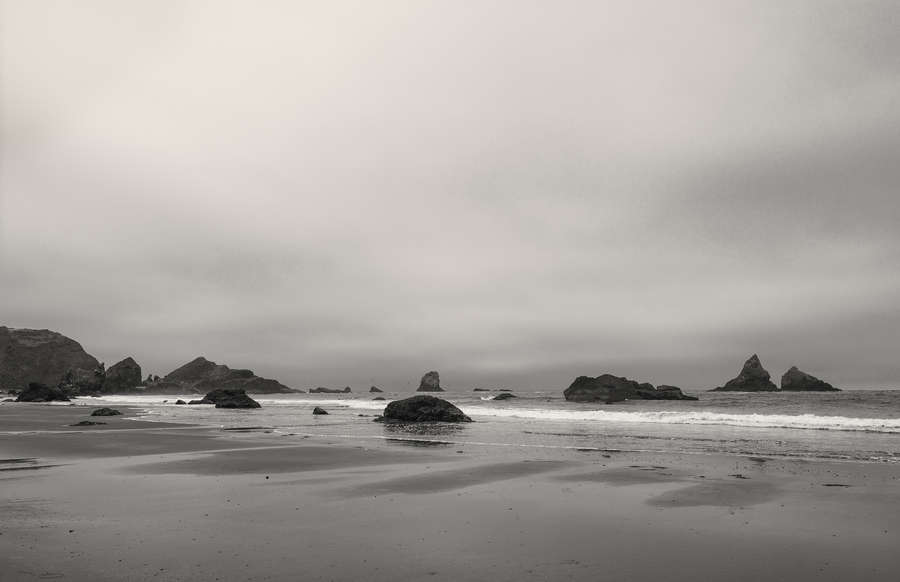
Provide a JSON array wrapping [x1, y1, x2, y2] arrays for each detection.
[[369, 386, 383, 393], [417, 371, 443, 392], [711, 354, 779, 392], [309, 386, 351, 393], [492, 392, 517, 400], [91, 407, 122, 416], [175, 399, 187, 405], [0, 326, 101, 391], [102, 357, 142, 393], [382, 395, 472, 422], [15, 382, 71, 402], [312, 406, 329, 415], [198, 388, 261, 409], [161, 357, 295, 394], [781, 367, 839, 391], [564, 375, 637, 403]]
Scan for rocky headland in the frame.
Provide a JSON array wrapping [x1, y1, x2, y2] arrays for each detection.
[[149, 356, 296, 394], [0, 327, 101, 392]]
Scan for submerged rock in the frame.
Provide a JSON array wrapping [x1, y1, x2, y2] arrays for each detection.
[[90, 407, 122, 416], [199, 388, 261, 409], [492, 392, 517, 401], [312, 406, 329, 415], [175, 399, 187, 405], [309, 387, 351, 394], [781, 367, 839, 391], [417, 371, 443, 392], [712, 354, 779, 392], [15, 382, 70, 402], [71, 420, 106, 426], [102, 357, 142, 393], [473, 388, 490, 392], [373, 396, 386, 401], [382, 395, 472, 422], [188, 399, 210, 405]]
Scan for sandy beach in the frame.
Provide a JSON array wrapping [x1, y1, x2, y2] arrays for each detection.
[[1, 404, 898, 582]]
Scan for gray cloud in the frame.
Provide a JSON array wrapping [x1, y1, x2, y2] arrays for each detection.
[[1, 1, 898, 390]]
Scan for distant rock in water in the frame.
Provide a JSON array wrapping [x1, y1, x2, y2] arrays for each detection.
[[492, 393, 517, 400], [381, 395, 472, 422], [417, 371, 443, 392], [373, 396, 386, 401], [565, 375, 699, 402], [0, 326, 100, 391], [312, 406, 329, 415], [309, 387, 351, 394], [473, 388, 490, 392], [638, 385, 698, 401], [369, 386, 383, 393], [712, 354, 779, 392], [91, 407, 122, 416], [160, 357, 295, 394], [15, 382, 71, 402], [564, 375, 636, 403], [102, 357, 142, 393], [175, 399, 187, 405], [781, 366, 839, 391], [188, 399, 210, 405], [197, 388, 261, 409]]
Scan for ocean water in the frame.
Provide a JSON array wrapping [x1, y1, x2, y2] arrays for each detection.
[[92, 389, 900, 464]]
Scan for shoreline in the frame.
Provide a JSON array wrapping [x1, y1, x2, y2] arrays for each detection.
[[2, 404, 900, 581]]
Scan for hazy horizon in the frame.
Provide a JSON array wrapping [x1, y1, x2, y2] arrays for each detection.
[[2, 1, 899, 390]]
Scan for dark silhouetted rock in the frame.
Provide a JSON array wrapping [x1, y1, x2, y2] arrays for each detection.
[[102, 357, 142, 393], [369, 386, 383, 393], [781, 367, 839, 391], [71, 420, 106, 426], [417, 371, 443, 392], [91, 407, 122, 416], [312, 406, 329, 415], [160, 357, 295, 394], [199, 388, 261, 409], [0, 326, 101, 391], [175, 399, 187, 405], [473, 388, 489, 392], [712, 354, 779, 392], [373, 396, 386, 401], [382, 395, 472, 422], [564, 375, 639, 403], [636, 385, 699, 401], [58, 364, 106, 396], [188, 399, 210, 405], [309, 387, 351, 393], [498, 389, 512, 392], [492, 393, 517, 400], [15, 382, 70, 402]]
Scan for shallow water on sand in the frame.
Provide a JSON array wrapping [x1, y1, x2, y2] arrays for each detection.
[[89, 389, 900, 464]]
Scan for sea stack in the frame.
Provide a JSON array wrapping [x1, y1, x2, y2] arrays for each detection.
[[712, 354, 779, 391], [417, 371, 443, 392], [564, 375, 636, 403], [102, 357, 142, 393], [781, 366, 840, 391]]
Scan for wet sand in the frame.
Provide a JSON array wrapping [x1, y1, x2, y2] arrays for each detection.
[[1, 403, 899, 581]]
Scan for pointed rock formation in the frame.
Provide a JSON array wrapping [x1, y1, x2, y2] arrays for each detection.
[[369, 386, 383, 393], [417, 371, 443, 392], [102, 357, 142, 393], [712, 354, 779, 391], [0, 326, 100, 391], [160, 356, 295, 394], [781, 366, 839, 391]]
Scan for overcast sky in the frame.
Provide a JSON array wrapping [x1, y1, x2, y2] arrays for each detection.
[[1, 1, 898, 390]]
